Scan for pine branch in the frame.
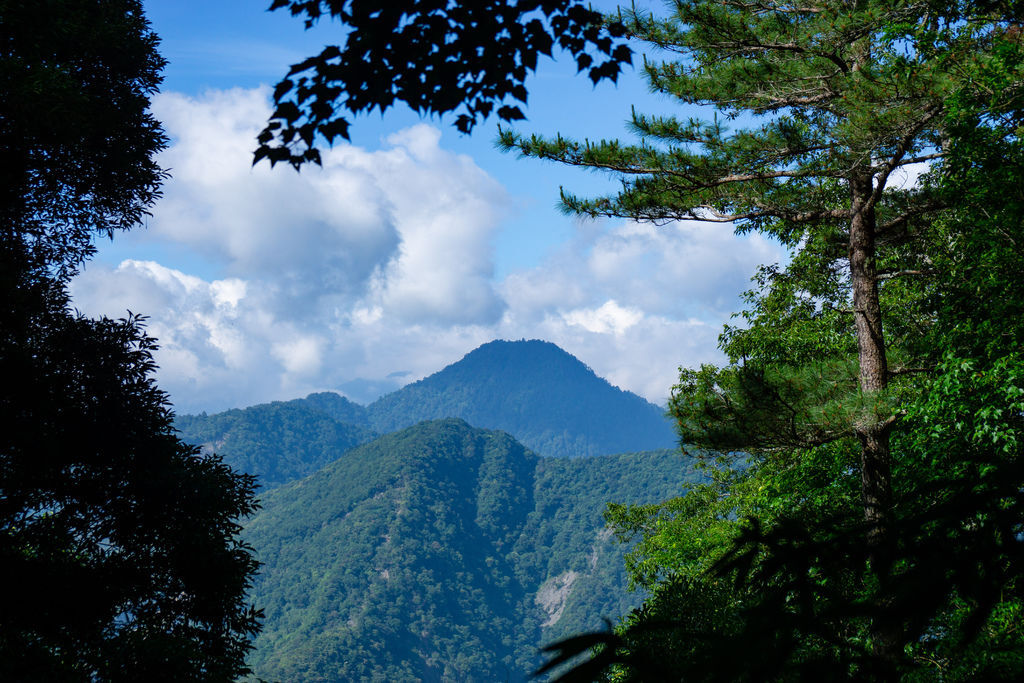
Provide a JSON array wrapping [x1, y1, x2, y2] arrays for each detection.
[[866, 106, 944, 213]]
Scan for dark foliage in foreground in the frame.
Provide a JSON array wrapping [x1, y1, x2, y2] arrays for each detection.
[[1, 248, 262, 680], [1, 1, 263, 678], [257, 0, 633, 167]]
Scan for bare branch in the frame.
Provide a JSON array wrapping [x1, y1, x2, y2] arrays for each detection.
[[893, 152, 944, 167], [875, 269, 933, 281]]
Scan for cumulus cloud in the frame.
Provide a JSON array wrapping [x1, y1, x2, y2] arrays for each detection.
[[562, 300, 643, 336], [71, 87, 787, 413], [503, 220, 781, 323], [361, 126, 507, 324], [492, 218, 782, 402], [142, 88, 507, 324]]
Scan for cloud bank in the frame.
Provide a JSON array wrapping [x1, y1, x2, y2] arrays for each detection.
[[71, 87, 785, 413]]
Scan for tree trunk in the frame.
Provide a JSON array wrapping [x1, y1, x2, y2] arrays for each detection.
[[849, 172, 892, 542], [849, 171, 899, 672]]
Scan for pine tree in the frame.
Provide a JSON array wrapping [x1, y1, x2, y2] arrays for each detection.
[[501, 0, 1024, 674], [506, 0, 940, 561]]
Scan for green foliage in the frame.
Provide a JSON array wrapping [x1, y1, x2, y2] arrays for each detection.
[[257, 0, 633, 167], [176, 400, 375, 491], [241, 419, 702, 681], [669, 362, 869, 452], [880, 73, 1024, 677], [523, 1, 1024, 680], [366, 339, 677, 458]]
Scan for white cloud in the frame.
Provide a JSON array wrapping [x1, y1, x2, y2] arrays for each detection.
[[358, 125, 507, 324], [210, 278, 246, 308], [71, 87, 787, 413], [888, 161, 932, 189], [143, 88, 506, 324], [509, 219, 781, 321], [563, 300, 643, 336], [530, 314, 720, 405], [272, 336, 324, 376]]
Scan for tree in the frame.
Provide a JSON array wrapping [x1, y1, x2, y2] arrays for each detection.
[[0, 250, 262, 680], [0, 0, 167, 276], [498, 0, 1024, 677], [256, 0, 634, 168], [0, 1, 262, 678], [503, 0, 948, 551]]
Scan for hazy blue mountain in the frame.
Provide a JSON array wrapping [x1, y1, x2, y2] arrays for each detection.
[[175, 401, 375, 490], [366, 339, 677, 458], [177, 339, 676, 493], [337, 376, 406, 404], [293, 391, 370, 425], [244, 419, 701, 682]]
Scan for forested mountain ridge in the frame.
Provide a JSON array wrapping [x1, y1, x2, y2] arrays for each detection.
[[176, 339, 678, 490], [243, 419, 702, 681], [169, 341, 696, 679], [366, 339, 676, 458], [295, 390, 370, 425], [175, 400, 375, 490], [168, 340, 691, 678]]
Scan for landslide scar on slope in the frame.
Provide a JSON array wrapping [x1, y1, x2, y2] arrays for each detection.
[[535, 571, 580, 627]]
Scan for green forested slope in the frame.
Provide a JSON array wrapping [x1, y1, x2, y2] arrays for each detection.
[[172, 341, 696, 679], [176, 340, 676, 493], [366, 339, 676, 458], [175, 401, 375, 490], [243, 419, 701, 681], [516, 450, 704, 648]]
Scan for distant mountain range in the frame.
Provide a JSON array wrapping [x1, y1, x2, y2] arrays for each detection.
[[177, 339, 677, 489], [173, 339, 693, 681]]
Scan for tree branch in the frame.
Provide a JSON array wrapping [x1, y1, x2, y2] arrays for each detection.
[[867, 105, 943, 212], [875, 269, 933, 281]]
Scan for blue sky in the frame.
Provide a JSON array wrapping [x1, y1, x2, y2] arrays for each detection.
[[70, 0, 787, 413]]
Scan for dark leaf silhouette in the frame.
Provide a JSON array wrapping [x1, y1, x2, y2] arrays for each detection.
[[257, 0, 632, 168]]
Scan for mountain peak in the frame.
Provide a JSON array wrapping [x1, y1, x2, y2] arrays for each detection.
[[460, 338, 596, 371], [367, 339, 675, 457]]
